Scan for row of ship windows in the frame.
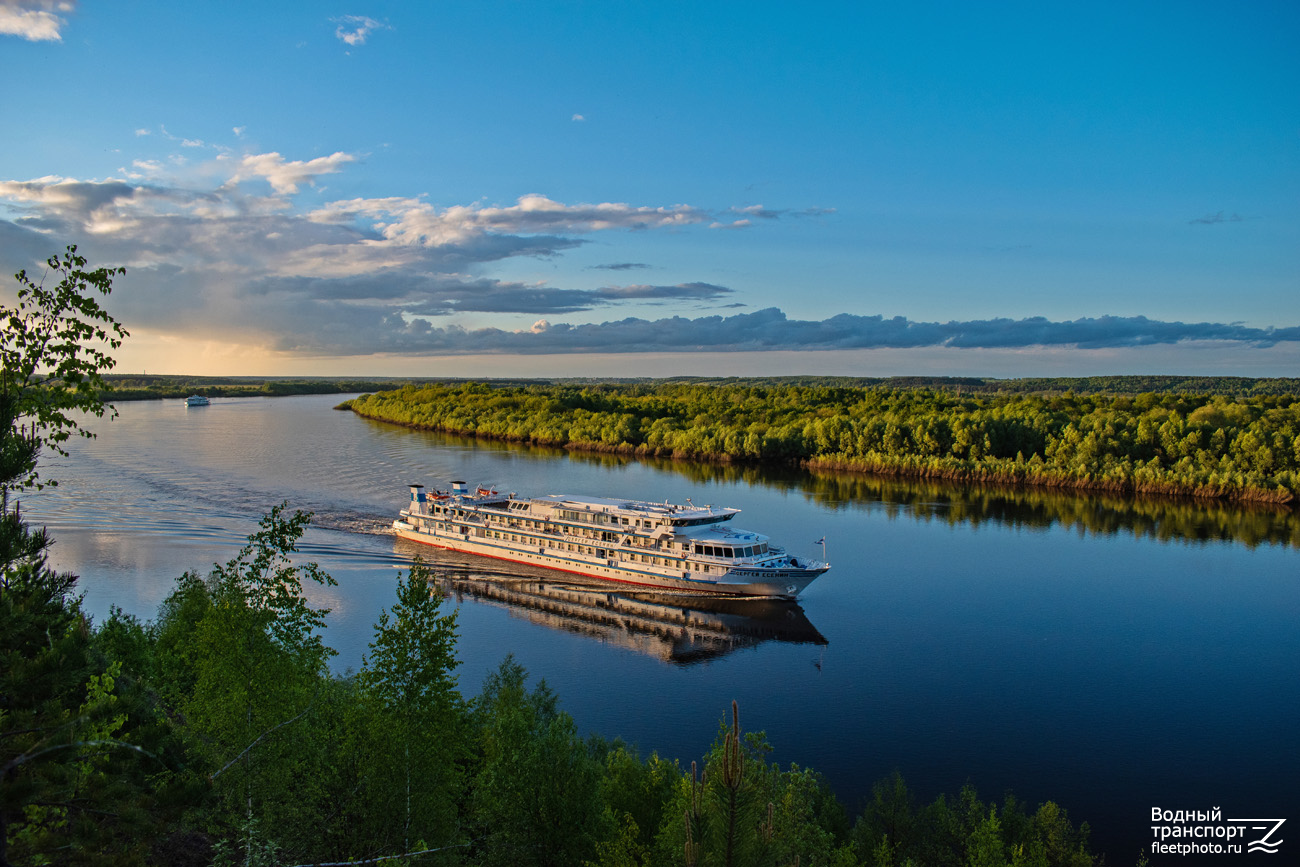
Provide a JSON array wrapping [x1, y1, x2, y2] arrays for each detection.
[[557, 509, 650, 527], [482, 528, 698, 569], [425, 510, 765, 561], [694, 543, 767, 558], [434, 507, 652, 536], [473, 525, 764, 566]]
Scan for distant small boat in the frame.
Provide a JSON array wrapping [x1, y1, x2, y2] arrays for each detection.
[[185, 395, 210, 407]]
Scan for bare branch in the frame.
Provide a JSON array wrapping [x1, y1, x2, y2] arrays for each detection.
[[208, 697, 316, 782], [282, 839, 478, 867], [0, 739, 154, 775]]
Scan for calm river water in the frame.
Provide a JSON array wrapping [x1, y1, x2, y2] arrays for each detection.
[[23, 394, 1299, 862]]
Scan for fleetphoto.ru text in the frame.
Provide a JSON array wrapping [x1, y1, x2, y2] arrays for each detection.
[[1151, 808, 1285, 857]]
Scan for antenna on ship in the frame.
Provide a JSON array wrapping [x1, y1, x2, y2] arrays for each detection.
[[815, 536, 827, 562]]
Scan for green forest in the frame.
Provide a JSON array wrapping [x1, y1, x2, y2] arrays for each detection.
[[344, 382, 1300, 505]]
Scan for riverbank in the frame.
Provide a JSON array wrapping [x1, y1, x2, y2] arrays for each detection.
[[100, 374, 406, 401], [342, 380, 1300, 506]]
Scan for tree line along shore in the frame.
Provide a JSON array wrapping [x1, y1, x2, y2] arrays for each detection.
[[103, 373, 1300, 402], [341, 380, 1300, 506], [100, 374, 408, 401]]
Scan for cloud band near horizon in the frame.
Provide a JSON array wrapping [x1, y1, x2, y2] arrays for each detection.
[[272, 308, 1300, 356], [2, 161, 1295, 360]]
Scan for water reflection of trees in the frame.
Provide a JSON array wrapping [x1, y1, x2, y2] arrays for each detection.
[[405, 429, 1300, 550], [798, 470, 1300, 549]]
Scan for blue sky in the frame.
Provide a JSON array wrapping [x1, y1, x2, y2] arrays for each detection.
[[2, 1, 1297, 377]]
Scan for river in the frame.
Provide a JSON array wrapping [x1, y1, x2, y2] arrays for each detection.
[[22, 393, 1299, 862]]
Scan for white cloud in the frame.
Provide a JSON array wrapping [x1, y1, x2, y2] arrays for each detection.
[[231, 151, 358, 195], [309, 194, 708, 248], [0, 162, 728, 356], [332, 14, 390, 46], [124, 159, 164, 179], [0, 0, 73, 42], [572, 114, 585, 122], [233, 126, 246, 137]]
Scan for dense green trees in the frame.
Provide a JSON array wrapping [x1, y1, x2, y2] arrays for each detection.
[[354, 561, 465, 856], [470, 656, 604, 866], [1, 246, 128, 495], [851, 774, 1097, 867], [174, 507, 340, 858], [345, 382, 1300, 504], [1, 246, 166, 865]]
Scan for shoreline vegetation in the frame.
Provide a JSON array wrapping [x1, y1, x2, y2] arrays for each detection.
[[100, 374, 412, 401], [340, 377, 1300, 507]]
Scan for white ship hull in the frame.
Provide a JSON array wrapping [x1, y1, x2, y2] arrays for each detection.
[[394, 482, 829, 599]]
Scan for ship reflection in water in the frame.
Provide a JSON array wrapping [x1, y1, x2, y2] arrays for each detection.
[[394, 539, 827, 665]]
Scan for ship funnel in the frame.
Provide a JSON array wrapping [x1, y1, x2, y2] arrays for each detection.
[[451, 480, 469, 496], [408, 484, 426, 503]]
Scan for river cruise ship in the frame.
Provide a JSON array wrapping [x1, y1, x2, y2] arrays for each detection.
[[393, 481, 829, 598]]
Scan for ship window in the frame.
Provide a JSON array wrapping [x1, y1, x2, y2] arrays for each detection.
[[724, 547, 734, 558]]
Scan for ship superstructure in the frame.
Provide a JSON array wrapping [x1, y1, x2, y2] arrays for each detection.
[[393, 481, 829, 598]]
